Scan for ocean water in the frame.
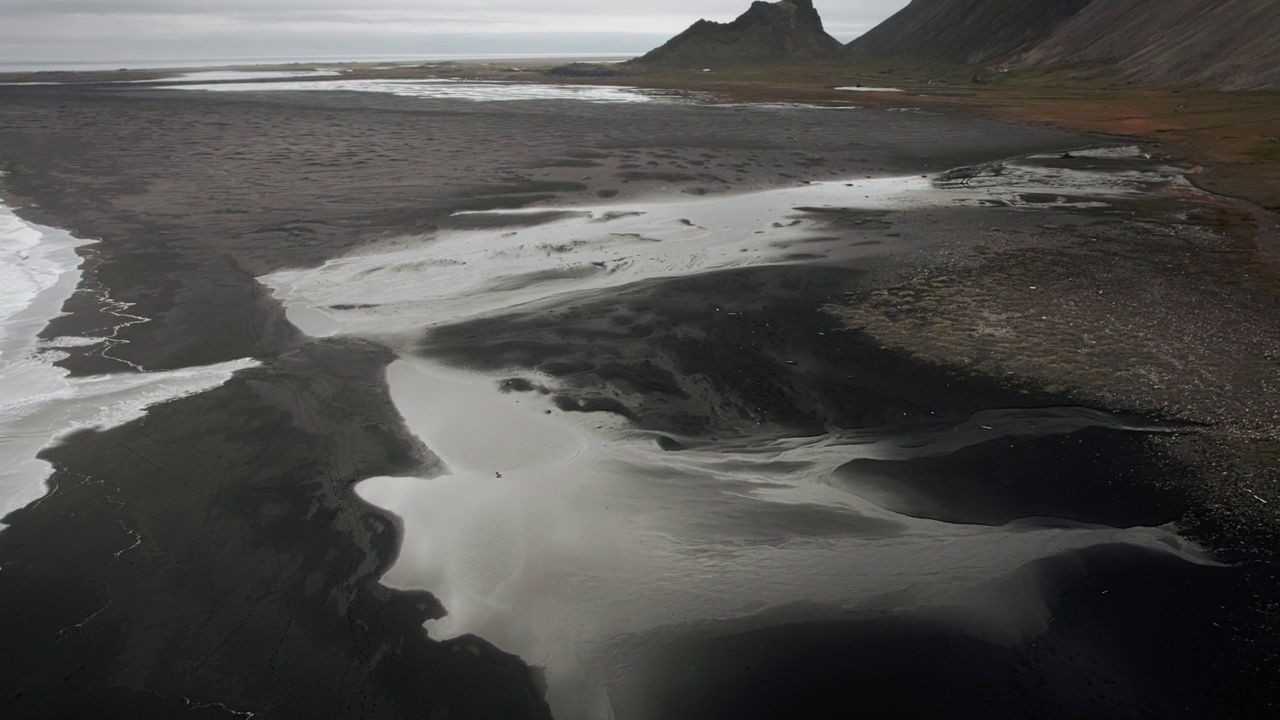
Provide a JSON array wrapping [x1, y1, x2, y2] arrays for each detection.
[[261, 159, 1205, 719], [0, 201, 88, 354], [0, 200, 257, 524], [0, 54, 636, 74]]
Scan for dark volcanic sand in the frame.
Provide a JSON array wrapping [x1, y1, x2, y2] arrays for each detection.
[[0, 83, 1276, 718]]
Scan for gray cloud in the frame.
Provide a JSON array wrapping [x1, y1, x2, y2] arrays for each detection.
[[0, 1, 909, 65]]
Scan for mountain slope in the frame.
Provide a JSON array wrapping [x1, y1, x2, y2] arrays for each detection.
[[1005, 0, 1280, 90], [844, 0, 1280, 90], [634, 0, 843, 67], [843, 0, 1092, 65]]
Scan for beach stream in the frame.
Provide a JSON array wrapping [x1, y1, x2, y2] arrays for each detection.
[[261, 157, 1214, 718]]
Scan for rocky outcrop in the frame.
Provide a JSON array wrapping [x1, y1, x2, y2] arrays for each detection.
[[633, 0, 843, 67]]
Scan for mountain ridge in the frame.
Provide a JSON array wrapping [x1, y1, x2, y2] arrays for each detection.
[[1002, 0, 1280, 90], [842, 0, 1280, 90]]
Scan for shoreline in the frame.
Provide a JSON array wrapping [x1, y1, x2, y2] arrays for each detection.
[[0, 82, 1276, 716]]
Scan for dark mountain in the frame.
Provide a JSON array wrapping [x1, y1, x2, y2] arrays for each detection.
[[633, 0, 843, 67], [1005, 0, 1280, 90], [843, 0, 1092, 65], [843, 0, 1280, 90]]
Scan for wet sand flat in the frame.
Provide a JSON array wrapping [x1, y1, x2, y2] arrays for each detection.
[[0, 81, 1276, 719]]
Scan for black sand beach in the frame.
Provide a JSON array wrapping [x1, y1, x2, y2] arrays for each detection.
[[0, 82, 1276, 718]]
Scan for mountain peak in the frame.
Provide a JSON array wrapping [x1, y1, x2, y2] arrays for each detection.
[[634, 0, 842, 67]]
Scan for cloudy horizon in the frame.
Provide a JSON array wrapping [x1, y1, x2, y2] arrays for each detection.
[[0, 1, 910, 68]]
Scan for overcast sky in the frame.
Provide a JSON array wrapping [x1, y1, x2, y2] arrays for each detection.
[[0, 1, 910, 66]]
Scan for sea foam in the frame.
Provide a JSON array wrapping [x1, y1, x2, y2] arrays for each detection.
[[0, 200, 257, 524]]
